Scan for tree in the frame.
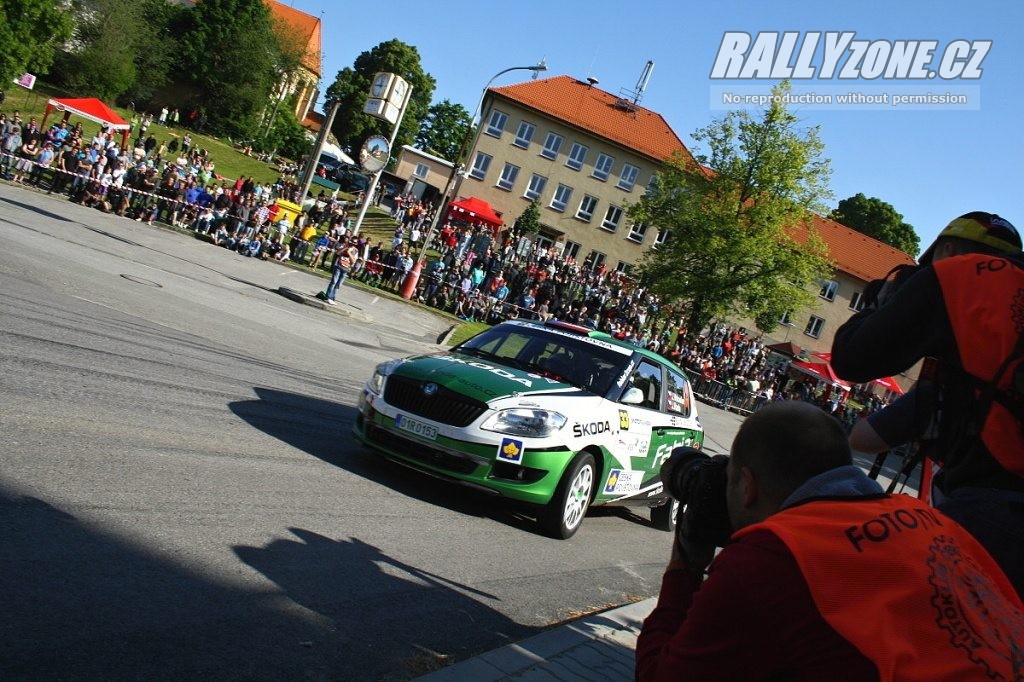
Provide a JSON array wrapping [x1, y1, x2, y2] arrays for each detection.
[[324, 40, 436, 161], [415, 99, 471, 160], [830, 193, 920, 257], [178, 0, 281, 138], [51, 0, 140, 101], [634, 82, 834, 335], [0, 0, 74, 86], [513, 200, 541, 236]]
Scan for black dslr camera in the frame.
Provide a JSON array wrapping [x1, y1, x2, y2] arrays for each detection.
[[660, 446, 733, 547]]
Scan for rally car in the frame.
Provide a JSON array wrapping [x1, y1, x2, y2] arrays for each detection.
[[353, 320, 704, 538]]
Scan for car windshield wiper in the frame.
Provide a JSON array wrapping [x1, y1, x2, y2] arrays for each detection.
[[455, 346, 502, 362]]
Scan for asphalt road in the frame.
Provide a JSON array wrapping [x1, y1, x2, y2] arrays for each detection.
[[0, 183, 751, 681]]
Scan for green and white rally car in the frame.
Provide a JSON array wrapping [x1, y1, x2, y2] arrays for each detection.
[[353, 319, 704, 538]]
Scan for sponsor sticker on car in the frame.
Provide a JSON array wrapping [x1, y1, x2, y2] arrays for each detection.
[[497, 437, 524, 463], [604, 469, 645, 494]]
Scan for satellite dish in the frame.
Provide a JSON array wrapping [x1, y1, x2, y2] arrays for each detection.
[[359, 135, 390, 173]]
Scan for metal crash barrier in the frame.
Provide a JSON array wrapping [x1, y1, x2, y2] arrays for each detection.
[[689, 375, 770, 417]]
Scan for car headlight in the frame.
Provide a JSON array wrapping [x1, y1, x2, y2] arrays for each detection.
[[481, 409, 567, 438], [369, 359, 402, 394]]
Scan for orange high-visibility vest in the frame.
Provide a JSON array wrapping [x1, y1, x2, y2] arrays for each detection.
[[736, 495, 1024, 681], [934, 253, 1024, 479]]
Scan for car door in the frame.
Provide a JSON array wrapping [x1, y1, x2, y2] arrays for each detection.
[[601, 359, 692, 501]]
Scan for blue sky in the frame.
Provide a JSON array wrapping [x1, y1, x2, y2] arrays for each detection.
[[284, 0, 1021, 255]]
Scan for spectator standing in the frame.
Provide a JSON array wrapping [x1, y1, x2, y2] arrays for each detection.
[[320, 238, 360, 305]]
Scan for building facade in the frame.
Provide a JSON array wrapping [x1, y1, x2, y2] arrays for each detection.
[[456, 75, 691, 275], [265, 0, 321, 124], [393, 145, 454, 202]]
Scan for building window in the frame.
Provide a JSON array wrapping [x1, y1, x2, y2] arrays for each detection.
[[601, 204, 623, 232], [616, 261, 633, 275], [627, 222, 648, 243], [780, 310, 793, 326], [819, 279, 839, 302], [593, 153, 614, 181], [645, 174, 658, 196], [566, 143, 588, 171], [541, 132, 563, 160], [550, 184, 573, 212], [524, 173, 547, 200], [485, 109, 508, 137], [413, 163, 429, 179], [655, 228, 670, 247], [563, 240, 581, 261], [617, 163, 640, 191], [850, 291, 866, 311], [468, 152, 492, 180], [513, 121, 535, 148], [585, 250, 606, 273], [496, 163, 519, 191], [804, 315, 825, 338], [576, 195, 598, 221]]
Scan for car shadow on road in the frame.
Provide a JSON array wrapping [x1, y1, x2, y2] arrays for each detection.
[[0, 484, 531, 679], [228, 386, 542, 535], [233, 528, 539, 679]]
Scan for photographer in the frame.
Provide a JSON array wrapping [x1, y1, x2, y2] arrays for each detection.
[[831, 212, 1024, 597], [636, 401, 1022, 681]]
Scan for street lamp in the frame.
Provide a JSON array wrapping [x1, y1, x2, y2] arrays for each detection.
[[399, 60, 548, 300]]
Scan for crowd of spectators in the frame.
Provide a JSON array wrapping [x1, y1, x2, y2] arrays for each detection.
[[1, 108, 894, 426]]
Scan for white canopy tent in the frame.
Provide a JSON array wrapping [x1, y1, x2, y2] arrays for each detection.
[[320, 142, 355, 166]]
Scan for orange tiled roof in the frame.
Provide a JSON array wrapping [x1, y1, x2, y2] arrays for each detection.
[[803, 214, 916, 282], [492, 75, 692, 163], [265, 0, 321, 77]]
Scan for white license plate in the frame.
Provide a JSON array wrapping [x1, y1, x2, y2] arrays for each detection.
[[394, 414, 438, 440]]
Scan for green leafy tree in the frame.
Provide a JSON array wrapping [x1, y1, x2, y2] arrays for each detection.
[[0, 0, 74, 86], [514, 200, 542, 236], [415, 99, 471, 160], [178, 0, 280, 137], [324, 40, 436, 160], [51, 0, 141, 101], [830, 193, 920, 257], [634, 82, 834, 335], [261, 97, 309, 160]]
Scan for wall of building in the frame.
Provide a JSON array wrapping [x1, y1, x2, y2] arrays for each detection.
[[458, 94, 662, 274]]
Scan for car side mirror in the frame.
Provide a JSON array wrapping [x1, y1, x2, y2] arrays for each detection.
[[621, 386, 644, 405]]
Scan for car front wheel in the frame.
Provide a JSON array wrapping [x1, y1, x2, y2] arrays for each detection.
[[539, 452, 595, 539], [650, 498, 679, 532]]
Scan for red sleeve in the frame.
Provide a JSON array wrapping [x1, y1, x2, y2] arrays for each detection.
[[636, 530, 878, 682]]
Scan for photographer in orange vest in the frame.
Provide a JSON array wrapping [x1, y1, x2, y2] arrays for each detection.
[[832, 212, 1024, 597], [636, 401, 1022, 681]]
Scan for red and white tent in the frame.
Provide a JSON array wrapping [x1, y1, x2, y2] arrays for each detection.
[[41, 97, 132, 149], [447, 196, 503, 231]]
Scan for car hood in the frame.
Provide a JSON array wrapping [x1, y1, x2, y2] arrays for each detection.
[[390, 351, 583, 403]]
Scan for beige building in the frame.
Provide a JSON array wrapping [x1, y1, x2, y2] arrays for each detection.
[[455, 75, 691, 274], [393, 145, 454, 202], [265, 0, 322, 124]]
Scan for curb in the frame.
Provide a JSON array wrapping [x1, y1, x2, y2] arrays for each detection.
[[276, 286, 373, 323], [436, 324, 457, 346], [415, 597, 656, 681]]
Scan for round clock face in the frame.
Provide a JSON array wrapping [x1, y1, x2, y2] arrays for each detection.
[[392, 79, 407, 101], [370, 74, 390, 99]]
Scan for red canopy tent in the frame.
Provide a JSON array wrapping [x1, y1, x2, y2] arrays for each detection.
[[811, 352, 904, 395], [447, 196, 503, 233], [41, 98, 132, 150], [791, 360, 851, 390]]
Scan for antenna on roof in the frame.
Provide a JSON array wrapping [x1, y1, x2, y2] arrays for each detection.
[[616, 59, 654, 111]]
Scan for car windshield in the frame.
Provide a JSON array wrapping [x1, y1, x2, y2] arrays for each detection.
[[456, 324, 632, 395]]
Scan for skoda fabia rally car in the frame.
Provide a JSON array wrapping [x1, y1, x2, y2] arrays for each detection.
[[353, 320, 704, 538]]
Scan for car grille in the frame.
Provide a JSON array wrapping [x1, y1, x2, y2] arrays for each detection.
[[384, 376, 488, 427], [366, 424, 480, 475]]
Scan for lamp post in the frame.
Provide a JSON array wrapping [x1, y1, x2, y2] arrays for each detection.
[[399, 60, 547, 300]]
